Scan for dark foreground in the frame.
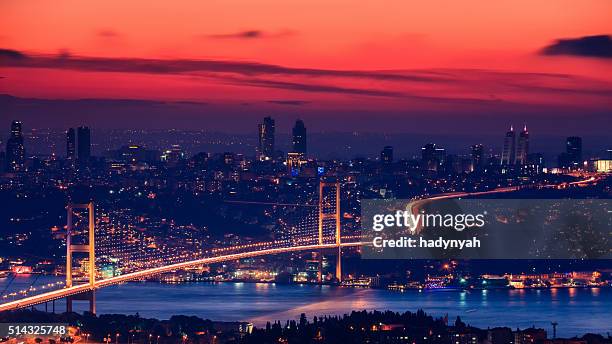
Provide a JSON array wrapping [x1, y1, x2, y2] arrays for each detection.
[[1, 309, 611, 344]]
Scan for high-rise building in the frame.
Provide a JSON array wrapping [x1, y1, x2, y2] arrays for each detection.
[[422, 143, 445, 171], [0, 136, 5, 173], [566, 136, 582, 164], [381, 146, 393, 164], [292, 119, 307, 155], [77, 126, 91, 162], [470, 144, 484, 171], [515, 125, 529, 165], [500, 125, 515, 166], [6, 120, 25, 172], [258, 116, 275, 160], [66, 128, 76, 159], [558, 136, 583, 169]]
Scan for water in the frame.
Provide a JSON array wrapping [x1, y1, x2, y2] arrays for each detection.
[[1, 275, 610, 338]]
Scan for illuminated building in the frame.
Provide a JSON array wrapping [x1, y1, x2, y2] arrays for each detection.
[[526, 153, 545, 174], [567, 136, 582, 162], [558, 136, 583, 169], [286, 152, 304, 175], [470, 144, 484, 171], [161, 145, 185, 165], [500, 125, 515, 166], [5, 120, 25, 172], [292, 119, 307, 155], [66, 128, 76, 159], [594, 159, 612, 172], [77, 126, 91, 162], [515, 125, 529, 165], [257, 116, 275, 160], [422, 143, 445, 171]]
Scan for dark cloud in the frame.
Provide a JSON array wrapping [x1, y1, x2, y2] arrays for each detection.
[[208, 30, 263, 39], [267, 100, 310, 105], [171, 100, 209, 106], [0, 93, 207, 108], [58, 49, 72, 59], [206, 29, 295, 40], [0, 48, 26, 59], [225, 76, 505, 103], [234, 78, 404, 97], [502, 82, 612, 96], [97, 29, 120, 38], [0, 48, 447, 83], [2, 48, 608, 105], [541, 35, 612, 58]]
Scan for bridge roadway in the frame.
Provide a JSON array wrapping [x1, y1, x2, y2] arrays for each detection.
[[0, 241, 362, 312]]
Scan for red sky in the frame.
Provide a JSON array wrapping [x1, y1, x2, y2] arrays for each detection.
[[0, 0, 611, 133]]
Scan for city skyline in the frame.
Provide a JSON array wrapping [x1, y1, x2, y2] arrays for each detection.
[[2, 118, 609, 166], [2, 118, 611, 180]]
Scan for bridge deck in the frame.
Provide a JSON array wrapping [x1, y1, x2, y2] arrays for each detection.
[[0, 242, 362, 312]]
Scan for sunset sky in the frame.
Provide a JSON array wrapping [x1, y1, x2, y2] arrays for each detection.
[[0, 0, 611, 137]]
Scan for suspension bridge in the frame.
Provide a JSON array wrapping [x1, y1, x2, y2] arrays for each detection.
[[0, 180, 361, 313]]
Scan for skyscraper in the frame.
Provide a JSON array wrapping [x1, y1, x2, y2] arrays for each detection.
[[0, 136, 4, 173], [66, 128, 76, 159], [77, 126, 91, 162], [258, 116, 275, 160], [558, 137, 583, 169], [292, 119, 307, 155], [515, 125, 529, 165], [6, 120, 25, 172], [381, 146, 393, 164], [470, 144, 484, 171], [566, 136, 582, 164], [500, 125, 515, 166]]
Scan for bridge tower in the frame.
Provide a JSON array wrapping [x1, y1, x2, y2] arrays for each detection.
[[317, 180, 341, 283], [65, 202, 96, 314]]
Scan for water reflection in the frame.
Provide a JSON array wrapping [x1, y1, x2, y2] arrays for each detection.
[[1, 277, 610, 338], [459, 291, 467, 307]]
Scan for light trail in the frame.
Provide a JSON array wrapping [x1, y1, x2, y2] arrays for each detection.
[[0, 241, 362, 312]]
